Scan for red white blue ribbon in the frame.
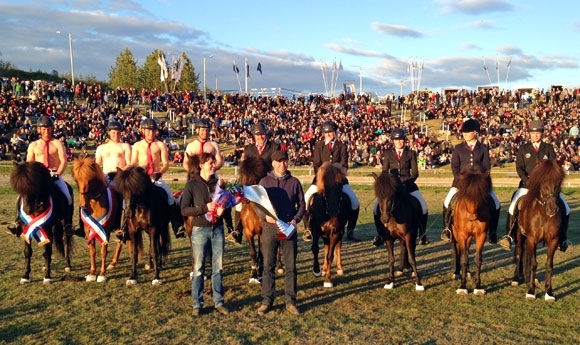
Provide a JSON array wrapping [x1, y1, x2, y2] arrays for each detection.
[[80, 187, 116, 245], [19, 196, 52, 246]]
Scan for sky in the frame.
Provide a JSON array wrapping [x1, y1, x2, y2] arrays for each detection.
[[1, 0, 579, 97]]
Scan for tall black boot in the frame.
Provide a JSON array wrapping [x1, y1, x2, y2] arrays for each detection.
[[346, 207, 361, 242], [170, 203, 185, 238], [559, 213, 571, 252], [488, 206, 500, 244], [64, 202, 75, 237], [498, 211, 517, 250], [440, 206, 453, 242], [419, 213, 430, 245]]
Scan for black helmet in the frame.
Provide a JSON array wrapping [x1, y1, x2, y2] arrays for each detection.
[[196, 119, 211, 129], [140, 118, 158, 130], [322, 121, 337, 133], [107, 120, 123, 131], [391, 128, 405, 140], [252, 122, 267, 135], [528, 120, 544, 132], [38, 116, 54, 128], [461, 119, 480, 133]]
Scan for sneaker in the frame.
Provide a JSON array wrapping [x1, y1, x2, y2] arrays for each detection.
[[440, 228, 452, 243], [346, 231, 361, 242], [215, 305, 230, 315], [286, 304, 300, 316], [497, 236, 512, 251], [257, 304, 271, 316], [371, 236, 383, 247], [302, 229, 313, 242], [192, 308, 201, 317], [174, 226, 186, 238], [559, 240, 572, 252]]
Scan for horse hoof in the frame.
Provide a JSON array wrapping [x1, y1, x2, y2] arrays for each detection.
[[384, 282, 394, 290], [249, 278, 261, 284], [337, 269, 344, 276], [277, 268, 284, 274], [43, 278, 53, 284], [312, 269, 322, 277], [473, 289, 486, 295], [452, 273, 460, 280], [544, 294, 556, 302], [395, 270, 404, 277], [411, 272, 416, 278], [19, 278, 31, 284], [534, 278, 540, 285], [42, 266, 46, 272], [456, 289, 468, 295], [510, 280, 520, 287], [151, 279, 163, 286], [144, 264, 151, 270], [97, 276, 107, 283], [107, 264, 116, 270], [525, 293, 536, 301], [85, 275, 97, 282], [323, 281, 333, 288], [415, 284, 425, 292], [64, 267, 71, 273], [126, 279, 137, 286], [467, 272, 472, 279]]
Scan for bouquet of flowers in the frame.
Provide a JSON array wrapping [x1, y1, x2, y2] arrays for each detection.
[[205, 179, 246, 223]]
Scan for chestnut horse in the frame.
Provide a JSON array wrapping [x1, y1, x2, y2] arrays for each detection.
[[9, 161, 73, 284], [113, 166, 171, 286], [513, 160, 565, 302], [451, 167, 491, 295], [72, 157, 123, 282], [310, 162, 351, 288], [373, 171, 424, 291]]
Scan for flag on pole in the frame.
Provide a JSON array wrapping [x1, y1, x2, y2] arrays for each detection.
[[257, 62, 262, 75], [246, 60, 250, 78], [175, 54, 185, 82], [332, 60, 337, 72], [507, 58, 511, 68], [158, 54, 168, 82], [496, 57, 499, 70], [233, 61, 239, 74], [338, 60, 343, 71]]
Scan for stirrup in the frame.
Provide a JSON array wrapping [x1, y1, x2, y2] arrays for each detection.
[[497, 235, 512, 250], [440, 228, 452, 242], [302, 229, 312, 242]]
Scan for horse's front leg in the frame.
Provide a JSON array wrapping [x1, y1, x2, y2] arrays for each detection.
[[323, 240, 335, 288], [396, 236, 407, 276], [473, 235, 486, 295], [335, 236, 343, 276], [544, 242, 558, 302], [451, 241, 460, 279], [42, 243, 54, 284], [311, 231, 321, 277], [405, 235, 423, 291], [107, 241, 123, 270], [384, 240, 396, 289], [97, 242, 109, 282], [62, 223, 72, 273], [21, 242, 33, 284], [151, 229, 163, 285], [85, 240, 98, 282], [526, 242, 538, 300], [127, 232, 139, 286], [457, 242, 469, 294], [512, 233, 524, 286], [246, 234, 260, 284]]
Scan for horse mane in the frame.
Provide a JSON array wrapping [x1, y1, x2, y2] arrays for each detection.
[[316, 162, 345, 194], [10, 161, 52, 197], [239, 156, 268, 185], [521, 160, 565, 209], [113, 166, 152, 197], [455, 167, 491, 205], [72, 157, 107, 187], [374, 171, 400, 201]]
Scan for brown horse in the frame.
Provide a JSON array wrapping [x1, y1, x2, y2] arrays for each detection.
[[451, 167, 491, 295], [310, 162, 350, 288], [373, 171, 424, 291], [113, 166, 171, 286], [72, 157, 123, 282], [9, 161, 73, 284], [513, 160, 565, 302]]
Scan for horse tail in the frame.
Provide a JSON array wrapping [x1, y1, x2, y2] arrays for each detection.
[[158, 223, 171, 258]]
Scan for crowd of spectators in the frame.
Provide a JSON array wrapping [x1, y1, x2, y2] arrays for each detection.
[[1, 76, 580, 172]]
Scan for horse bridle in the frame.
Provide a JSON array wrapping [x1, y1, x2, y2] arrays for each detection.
[[537, 191, 559, 217]]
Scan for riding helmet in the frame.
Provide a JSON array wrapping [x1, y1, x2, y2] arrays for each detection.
[[196, 119, 211, 129], [38, 116, 54, 128], [252, 122, 267, 135], [528, 120, 544, 132], [322, 121, 337, 133], [140, 118, 158, 130], [107, 120, 124, 131], [391, 128, 405, 140], [460, 118, 480, 133]]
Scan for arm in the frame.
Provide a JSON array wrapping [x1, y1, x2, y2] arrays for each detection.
[[123, 144, 132, 170], [182, 142, 194, 169], [339, 143, 348, 168], [94, 145, 103, 167], [211, 142, 224, 170], [129, 142, 141, 167], [158, 141, 170, 175], [481, 144, 491, 171], [312, 142, 322, 171], [180, 181, 208, 217], [409, 150, 419, 182], [25, 141, 36, 162]]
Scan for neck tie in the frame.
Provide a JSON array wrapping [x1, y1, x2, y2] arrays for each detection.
[[534, 143, 539, 152], [198, 139, 206, 154], [257, 144, 264, 155], [397, 150, 401, 160], [328, 141, 333, 151], [43, 139, 50, 168], [146, 141, 154, 176], [469, 144, 474, 152]]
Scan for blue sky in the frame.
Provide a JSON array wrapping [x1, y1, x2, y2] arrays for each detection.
[[1, 0, 579, 96]]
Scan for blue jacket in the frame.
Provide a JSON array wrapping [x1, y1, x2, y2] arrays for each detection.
[[258, 170, 306, 224]]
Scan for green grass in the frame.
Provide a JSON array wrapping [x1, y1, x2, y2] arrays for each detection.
[[1, 181, 579, 344]]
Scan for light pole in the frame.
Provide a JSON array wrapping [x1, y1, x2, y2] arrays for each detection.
[[56, 31, 75, 87], [203, 55, 213, 100]]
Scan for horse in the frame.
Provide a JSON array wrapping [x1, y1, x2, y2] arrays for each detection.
[[513, 160, 565, 302], [373, 171, 424, 291], [113, 166, 171, 286], [451, 167, 492, 295], [310, 162, 351, 288], [9, 161, 73, 284], [72, 157, 123, 282]]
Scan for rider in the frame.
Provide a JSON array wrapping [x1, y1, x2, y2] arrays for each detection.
[[95, 120, 132, 181], [303, 120, 360, 242], [8, 115, 75, 237], [372, 128, 430, 246], [498, 119, 572, 252], [125, 118, 185, 240], [440, 118, 500, 243]]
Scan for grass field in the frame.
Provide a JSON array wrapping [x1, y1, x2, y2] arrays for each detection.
[[0, 179, 579, 345]]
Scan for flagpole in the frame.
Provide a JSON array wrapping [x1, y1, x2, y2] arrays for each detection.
[[233, 60, 242, 93], [505, 57, 512, 89], [483, 56, 492, 84], [245, 57, 248, 94], [320, 60, 328, 97], [416, 57, 424, 91], [496, 55, 500, 85]]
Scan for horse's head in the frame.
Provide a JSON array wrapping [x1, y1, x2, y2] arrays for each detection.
[[73, 157, 107, 208], [239, 156, 268, 185], [373, 171, 400, 226], [10, 161, 52, 215], [316, 162, 346, 218], [113, 166, 152, 209], [527, 160, 565, 217]]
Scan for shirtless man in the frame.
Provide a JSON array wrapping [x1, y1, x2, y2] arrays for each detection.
[[95, 120, 131, 178], [183, 119, 223, 170], [8, 116, 75, 236], [130, 118, 185, 238]]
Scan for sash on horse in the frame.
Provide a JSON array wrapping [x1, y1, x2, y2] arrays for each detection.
[[19, 196, 53, 246], [80, 187, 116, 245]]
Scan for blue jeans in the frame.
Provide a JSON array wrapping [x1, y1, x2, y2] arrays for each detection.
[[191, 225, 225, 309], [261, 223, 298, 306]]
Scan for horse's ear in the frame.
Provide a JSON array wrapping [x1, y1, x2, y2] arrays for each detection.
[[116, 167, 123, 173]]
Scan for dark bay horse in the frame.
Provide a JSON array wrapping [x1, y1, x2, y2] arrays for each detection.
[[513, 160, 565, 302], [310, 162, 350, 288], [9, 161, 73, 284], [113, 166, 171, 286], [373, 171, 424, 291], [72, 157, 123, 282], [452, 168, 491, 295]]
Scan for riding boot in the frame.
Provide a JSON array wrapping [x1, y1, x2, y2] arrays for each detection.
[[419, 213, 430, 245], [302, 207, 313, 242], [440, 206, 453, 243], [226, 209, 243, 245], [346, 207, 361, 242], [488, 206, 500, 244], [64, 202, 75, 237], [498, 212, 517, 250], [559, 213, 571, 252], [170, 203, 185, 238]]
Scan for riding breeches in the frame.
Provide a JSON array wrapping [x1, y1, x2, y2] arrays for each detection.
[[153, 178, 175, 205], [508, 187, 570, 215], [409, 190, 428, 215], [304, 183, 360, 210], [53, 176, 72, 205], [444, 187, 500, 210]]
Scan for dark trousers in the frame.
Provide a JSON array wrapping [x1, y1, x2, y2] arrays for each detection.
[[260, 223, 298, 307]]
